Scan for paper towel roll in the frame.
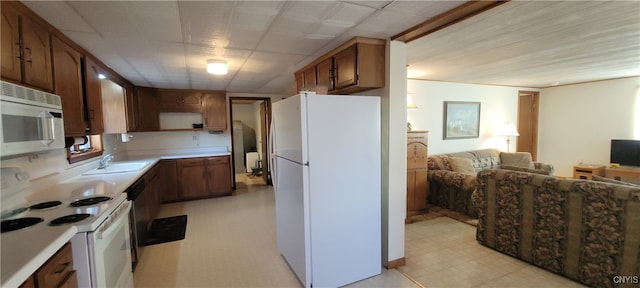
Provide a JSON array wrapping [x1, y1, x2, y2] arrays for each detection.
[[65, 136, 88, 148]]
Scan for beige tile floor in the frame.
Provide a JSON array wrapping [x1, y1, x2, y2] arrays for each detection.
[[134, 180, 586, 288]]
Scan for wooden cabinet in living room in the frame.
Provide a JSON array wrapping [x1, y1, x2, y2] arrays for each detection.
[[406, 131, 428, 219], [1, 1, 54, 91]]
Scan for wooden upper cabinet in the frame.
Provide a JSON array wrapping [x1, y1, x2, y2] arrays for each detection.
[[1, 4, 21, 82], [158, 89, 202, 112], [52, 36, 86, 136], [316, 58, 333, 92], [124, 83, 137, 132], [84, 57, 104, 134], [1, 2, 53, 91], [135, 87, 160, 131], [302, 67, 317, 91], [294, 37, 384, 95], [295, 72, 304, 92], [21, 15, 53, 91], [334, 44, 358, 90], [203, 92, 227, 131]]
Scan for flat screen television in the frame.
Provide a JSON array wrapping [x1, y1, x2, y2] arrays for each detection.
[[610, 139, 640, 167]]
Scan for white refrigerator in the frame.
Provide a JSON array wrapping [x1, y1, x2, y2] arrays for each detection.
[[271, 92, 381, 288]]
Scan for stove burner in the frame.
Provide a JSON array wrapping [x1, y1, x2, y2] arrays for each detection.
[[70, 196, 112, 207], [49, 214, 92, 226], [1, 217, 44, 233], [29, 201, 62, 210]]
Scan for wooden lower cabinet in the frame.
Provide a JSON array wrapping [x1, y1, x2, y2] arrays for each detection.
[[206, 156, 232, 197], [178, 158, 208, 199], [175, 156, 232, 201], [158, 160, 178, 202], [20, 242, 77, 288]]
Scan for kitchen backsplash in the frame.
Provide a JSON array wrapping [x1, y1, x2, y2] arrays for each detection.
[[122, 130, 231, 153]]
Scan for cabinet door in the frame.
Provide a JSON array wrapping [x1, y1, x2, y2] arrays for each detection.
[[52, 36, 86, 136], [203, 92, 227, 131], [135, 87, 159, 131], [21, 15, 53, 91], [206, 156, 232, 197], [302, 66, 316, 90], [178, 158, 207, 199], [333, 45, 357, 90], [145, 165, 160, 223], [316, 58, 333, 92], [124, 83, 137, 132], [1, 3, 21, 82], [84, 57, 104, 134], [158, 90, 202, 112], [158, 160, 178, 202], [295, 72, 304, 92]]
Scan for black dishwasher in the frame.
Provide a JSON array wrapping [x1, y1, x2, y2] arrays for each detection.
[[126, 177, 145, 271]]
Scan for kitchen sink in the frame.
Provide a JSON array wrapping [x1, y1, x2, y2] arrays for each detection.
[[82, 161, 151, 175]]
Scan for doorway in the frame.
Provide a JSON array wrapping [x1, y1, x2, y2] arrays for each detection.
[[517, 91, 540, 160], [229, 97, 272, 189]]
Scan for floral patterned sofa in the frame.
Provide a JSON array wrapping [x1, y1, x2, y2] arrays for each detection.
[[472, 169, 640, 288], [427, 149, 554, 218]]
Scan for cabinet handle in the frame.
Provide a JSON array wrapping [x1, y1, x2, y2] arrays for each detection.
[[15, 42, 21, 59], [54, 262, 71, 274], [25, 47, 32, 65]]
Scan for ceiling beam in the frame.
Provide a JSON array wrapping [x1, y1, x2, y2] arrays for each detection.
[[391, 1, 509, 43]]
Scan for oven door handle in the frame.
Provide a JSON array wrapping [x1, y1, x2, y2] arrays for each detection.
[[98, 201, 131, 240]]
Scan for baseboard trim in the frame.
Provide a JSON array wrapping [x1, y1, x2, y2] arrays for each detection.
[[386, 257, 406, 269]]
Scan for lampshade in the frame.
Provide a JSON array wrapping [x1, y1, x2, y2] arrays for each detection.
[[407, 94, 418, 110], [206, 59, 228, 75], [498, 123, 520, 136]]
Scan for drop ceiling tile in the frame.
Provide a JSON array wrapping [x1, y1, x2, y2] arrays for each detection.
[[124, 1, 182, 43], [178, 1, 234, 46], [67, 2, 138, 39], [22, 1, 94, 33]]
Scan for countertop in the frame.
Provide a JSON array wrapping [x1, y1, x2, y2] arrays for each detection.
[[1, 150, 230, 287]]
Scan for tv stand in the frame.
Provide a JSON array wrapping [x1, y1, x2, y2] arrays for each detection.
[[605, 165, 640, 184]]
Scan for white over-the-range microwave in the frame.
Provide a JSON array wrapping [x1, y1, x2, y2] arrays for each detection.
[[0, 80, 65, 157]]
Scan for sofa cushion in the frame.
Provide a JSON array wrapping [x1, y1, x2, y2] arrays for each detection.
[[500, 165, 548, 175], [449, 157, 477, 176], [427, 155, 452, 171], [500, 152, 535, 169]]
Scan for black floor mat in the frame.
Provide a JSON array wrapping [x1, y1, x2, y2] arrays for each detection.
[[144, 215, 187, 246]]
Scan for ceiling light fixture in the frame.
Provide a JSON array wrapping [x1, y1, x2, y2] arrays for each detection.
[[207, 59, 228, 75]]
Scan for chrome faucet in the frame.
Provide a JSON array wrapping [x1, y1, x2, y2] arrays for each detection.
[[98, 154, 114, 169]]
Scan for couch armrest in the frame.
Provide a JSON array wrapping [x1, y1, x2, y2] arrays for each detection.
[[534, 162, 554, 176]]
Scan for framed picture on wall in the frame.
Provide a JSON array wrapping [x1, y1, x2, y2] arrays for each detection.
[[443, 101, 481, 140]]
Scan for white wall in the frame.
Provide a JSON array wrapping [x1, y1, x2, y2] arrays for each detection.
[[407, 80, 537, 155], [538, 77, 640, 177]]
